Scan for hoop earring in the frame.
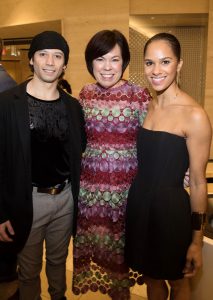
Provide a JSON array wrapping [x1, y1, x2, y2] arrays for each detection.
[[176, 71, 180, 87]]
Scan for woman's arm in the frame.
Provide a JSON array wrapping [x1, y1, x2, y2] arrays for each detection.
[[184, 107, 212, 277]]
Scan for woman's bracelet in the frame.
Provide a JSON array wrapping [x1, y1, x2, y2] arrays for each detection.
[[191, 212, 206, 231]]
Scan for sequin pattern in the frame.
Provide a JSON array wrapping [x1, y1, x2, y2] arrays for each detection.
[[72, 81, 150, 299]]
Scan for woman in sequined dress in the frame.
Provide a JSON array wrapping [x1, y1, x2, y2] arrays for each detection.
[[72, 29, 151, 299]]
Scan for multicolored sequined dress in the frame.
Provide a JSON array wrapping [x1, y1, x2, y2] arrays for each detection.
[[72, 81, 150, 299]]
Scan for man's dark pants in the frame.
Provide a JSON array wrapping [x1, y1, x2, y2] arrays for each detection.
[[0, 254, 17, 282]]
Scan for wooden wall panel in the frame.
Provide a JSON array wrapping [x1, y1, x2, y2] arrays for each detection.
[[130, 0, 209, 14]]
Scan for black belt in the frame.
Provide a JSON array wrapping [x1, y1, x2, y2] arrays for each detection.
[[32, 180, 69, 195]]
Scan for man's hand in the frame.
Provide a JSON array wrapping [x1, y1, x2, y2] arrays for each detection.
[[0, 220, 15, 242]]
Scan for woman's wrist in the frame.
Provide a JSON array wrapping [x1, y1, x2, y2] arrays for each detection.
[[191, 212, 206, 231]]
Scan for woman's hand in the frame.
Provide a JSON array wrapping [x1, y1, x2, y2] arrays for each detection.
[[183, 241, 203, 277]]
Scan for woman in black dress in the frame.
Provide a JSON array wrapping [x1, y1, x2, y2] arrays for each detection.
[[125, 33, 212, 300]]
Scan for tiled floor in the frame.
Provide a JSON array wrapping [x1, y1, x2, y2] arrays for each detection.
[[0, 239, 147, 300]]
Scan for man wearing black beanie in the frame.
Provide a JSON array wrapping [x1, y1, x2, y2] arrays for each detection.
[[28, 30, 70, 65], [0, 31, 86, 300]]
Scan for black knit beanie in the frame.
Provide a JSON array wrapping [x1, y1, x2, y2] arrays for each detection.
[[28, 31, 69, 65]]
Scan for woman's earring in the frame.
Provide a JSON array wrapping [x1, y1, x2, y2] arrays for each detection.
[[176, 71, 180, 87]]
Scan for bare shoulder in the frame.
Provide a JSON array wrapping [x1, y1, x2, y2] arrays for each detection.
[[181, 93, 212, 137], [179, 92, 206, 117], [186, 95, 209, 122]]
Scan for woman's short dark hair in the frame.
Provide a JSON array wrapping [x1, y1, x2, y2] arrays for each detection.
[[144, 32, 181, 61], [85, 29, 130, 78]]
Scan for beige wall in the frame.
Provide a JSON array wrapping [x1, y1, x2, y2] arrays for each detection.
[[0, 0, 129, 96], [0, 0, 212, 155], [130, 0, 213, 157], [130, 0, 209, 14]]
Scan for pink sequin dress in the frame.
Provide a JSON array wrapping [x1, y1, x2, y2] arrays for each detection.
[[72, 80, 150, 299]]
